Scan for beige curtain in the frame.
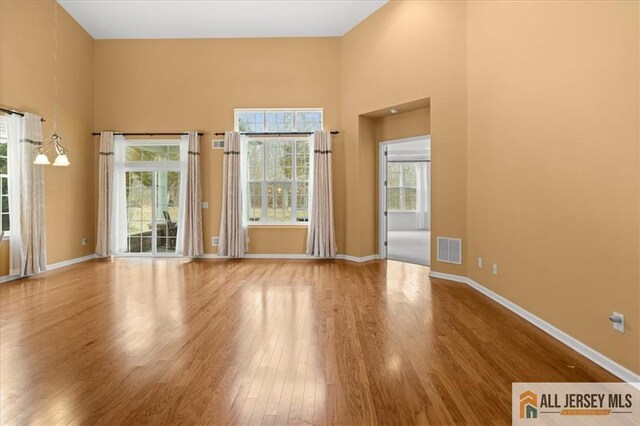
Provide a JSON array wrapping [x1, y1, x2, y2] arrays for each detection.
[[218, 131, 246, 257], [7, 113, 47, 276], [95, 131, 114, 257], [182, 131, 203, 256], [307, 130, 337, 257]]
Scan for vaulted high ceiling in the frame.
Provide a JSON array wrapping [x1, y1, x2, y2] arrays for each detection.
[[57, 0, 388, 39]]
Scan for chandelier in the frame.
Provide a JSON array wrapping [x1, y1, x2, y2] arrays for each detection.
[[33, 133, 70, 166], [34, 1, 69, 167]]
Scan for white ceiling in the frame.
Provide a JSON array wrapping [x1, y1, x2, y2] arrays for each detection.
[[57, 0, 388, 39]]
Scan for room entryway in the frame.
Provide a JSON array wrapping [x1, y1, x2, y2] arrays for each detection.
[[116, 139, 187, 256], [380, 136, 431, 266]]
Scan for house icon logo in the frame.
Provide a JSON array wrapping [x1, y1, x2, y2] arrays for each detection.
[[520, 390, 538, 419]]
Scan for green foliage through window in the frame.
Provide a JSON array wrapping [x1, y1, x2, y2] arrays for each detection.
[[246, 138, 310, 223], [387, 162, 419, 212], [0, 116, 8, 233]]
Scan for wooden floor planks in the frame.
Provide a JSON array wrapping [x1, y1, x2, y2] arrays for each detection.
[[0, 258, 616, 425]]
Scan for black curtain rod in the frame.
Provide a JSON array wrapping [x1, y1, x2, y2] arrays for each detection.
[[214, 131, 339, 136], [387, 160, 431, 163], [0, 106, 46, 122], [91, 132, 205, 136]]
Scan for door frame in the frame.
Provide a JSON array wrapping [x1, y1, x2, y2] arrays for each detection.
[[378, 135, 430, 259], [117, 139, 186, 258]]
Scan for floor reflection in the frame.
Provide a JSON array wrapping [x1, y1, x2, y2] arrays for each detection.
[[0, 258, 616, 424]]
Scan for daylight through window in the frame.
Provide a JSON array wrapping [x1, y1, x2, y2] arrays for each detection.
[[238, 109, 322, 224], [0, 117, 9, 235], [387, 162, 417, 212]]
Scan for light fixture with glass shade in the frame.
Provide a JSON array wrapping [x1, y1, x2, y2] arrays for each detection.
[[34, 1, 70, 167]]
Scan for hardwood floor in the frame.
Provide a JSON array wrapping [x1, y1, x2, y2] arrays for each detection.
[[0, 258, 616, 425]]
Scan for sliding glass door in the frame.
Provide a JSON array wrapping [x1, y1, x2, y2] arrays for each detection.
[[125, 170, 180, 254]]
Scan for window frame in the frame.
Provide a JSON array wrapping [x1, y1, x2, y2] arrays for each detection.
[[387, 162, 418, 213], [237, 108, 321, 226], [244, 136, 311, 226], [234, 108, 323, 133], [0, 116, 9, 238], [119, 139, 185, 257]]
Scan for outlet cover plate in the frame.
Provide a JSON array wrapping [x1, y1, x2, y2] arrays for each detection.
[[612, 312, 624, 333]]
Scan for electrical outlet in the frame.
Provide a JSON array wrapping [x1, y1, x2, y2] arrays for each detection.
[[202, 201, 208, 209], [81, 236, 88, 246], [212, 236, 219, 246], [610, 312, 624, 333], [477, 257, 483, 268], [492, 264, 498, 275]]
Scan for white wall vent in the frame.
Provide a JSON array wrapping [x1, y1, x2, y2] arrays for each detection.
[[437, 237, 462, 264], [212, 236, 220, 246], [212, 139, 225, 149]]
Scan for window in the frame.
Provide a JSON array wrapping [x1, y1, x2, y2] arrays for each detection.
[[246, 138, 310, 223], [236, 108, 323, 133], [0, 117, 8, 235], [387, 163, 417, 211], [238, 109, 321, 224]]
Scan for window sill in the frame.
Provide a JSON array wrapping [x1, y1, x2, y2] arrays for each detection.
[[248, 223, 309, 229], [388, 211, 419, 213]]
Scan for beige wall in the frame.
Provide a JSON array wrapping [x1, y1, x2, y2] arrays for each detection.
[[340, 0, 468, 277], [93, 38, 341, 254], [467, 1, 640, 373], [0, 0, 95, 273], [375, 107, 431, 143], [2, 0, 638, 376]]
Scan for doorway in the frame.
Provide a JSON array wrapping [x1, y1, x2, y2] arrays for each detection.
[[115, 139, 186, 256], [380, 136, 431, 265]]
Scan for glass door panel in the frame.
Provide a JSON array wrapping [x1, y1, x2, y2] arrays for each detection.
[[126, 171, 153, 253], [125, 170, 179, 255], [155, 171, 180, 253]]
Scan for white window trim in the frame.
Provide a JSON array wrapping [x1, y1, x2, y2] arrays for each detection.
[[237, 108, 322, 226], [116, 139, 187, 257], [244, 135, 312, 226], [234, 108, 323, 133], [388, 163, 418, 212]]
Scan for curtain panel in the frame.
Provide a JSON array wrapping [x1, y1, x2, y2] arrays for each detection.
[[306, 130, 337, 257], [415, 161, 430, 230], [96, 131, 114, 257], [7, 113, 47, 276], [181, 131, 203, 257], [218, 131, 247, 257]]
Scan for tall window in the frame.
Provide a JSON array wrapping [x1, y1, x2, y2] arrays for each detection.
[[237, 109, 321, 224], [387, 162, 417, 211], [0, 117, 8, 235]]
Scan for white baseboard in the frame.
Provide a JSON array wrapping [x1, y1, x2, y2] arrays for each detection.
[[428, 271, 468, 284], [0, 254, 97, 284], [336, 253, 379, 263], [47, 254, 97, 271], [428, 271, 640, 383], [198, 253, 379, 263], [0, 274, 20, 283]]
